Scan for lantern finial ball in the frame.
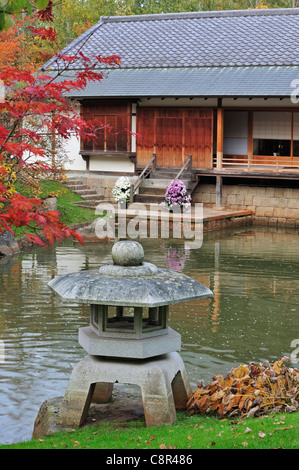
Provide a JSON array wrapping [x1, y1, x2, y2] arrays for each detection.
[[111, 240, 144, 267]]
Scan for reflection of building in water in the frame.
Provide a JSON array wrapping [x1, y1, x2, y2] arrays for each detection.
[[170, 232, 299, 336], [211, 241, 221, 333], [207, 230, 299, 335], [163, 243, 190, 272]]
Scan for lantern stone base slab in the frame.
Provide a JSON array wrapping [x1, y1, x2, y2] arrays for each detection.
[[79, 326, 181, 359], [57, 352, 191, 429]]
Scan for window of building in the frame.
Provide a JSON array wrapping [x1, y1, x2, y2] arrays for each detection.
[[223, 111, 248, 155], [293, 113, 299, 157], [81, 101, 131, 153], [253, 112, 292, 157]]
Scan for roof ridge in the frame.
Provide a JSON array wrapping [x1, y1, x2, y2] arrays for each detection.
[[100, 7, 299, 22]]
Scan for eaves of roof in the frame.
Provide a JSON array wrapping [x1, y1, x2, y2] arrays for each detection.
[[57, 66, 299, 99]]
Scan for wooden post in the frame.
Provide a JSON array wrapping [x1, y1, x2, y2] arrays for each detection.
[[153, 153, 156, 170], [82, 155, 90, 172], [215, 175, 223, 209], [248, 111, 253, 170], [216, 99, 223, 170], [130, 184, 134, 203]]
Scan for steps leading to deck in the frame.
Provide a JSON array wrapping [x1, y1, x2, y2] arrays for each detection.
[[134, 168, 196, 204], [64, 178, 104, 208]]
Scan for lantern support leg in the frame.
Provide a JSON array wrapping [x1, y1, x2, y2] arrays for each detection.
[[171, 370, 191, 409], [92, 382, 114, 403], [140, 368, 176, 426], [57, 353, 191, 429]]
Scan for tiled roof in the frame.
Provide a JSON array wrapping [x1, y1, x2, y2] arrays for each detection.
[[45, 8, 299, 70], [58, 66, 299, 98]]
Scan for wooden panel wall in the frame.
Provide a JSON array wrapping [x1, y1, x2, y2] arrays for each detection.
[[136, 108, 213, 169], [81, 100, 131, 153]]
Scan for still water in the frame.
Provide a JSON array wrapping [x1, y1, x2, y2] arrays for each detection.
[[0, 227, 298, 444]]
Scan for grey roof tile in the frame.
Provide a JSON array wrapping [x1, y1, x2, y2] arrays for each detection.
[[55, 66, 299, 98], [43, 9, 299, 98], [44, 8, 299, 71]]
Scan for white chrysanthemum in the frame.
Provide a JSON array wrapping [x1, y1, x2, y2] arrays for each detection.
[[111, 176, 131, 202]]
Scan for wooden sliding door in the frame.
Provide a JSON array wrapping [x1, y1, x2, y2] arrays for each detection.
[[184, 110, 213, 168], [136, 107, 213, 169], [155, 110, 183, 167]]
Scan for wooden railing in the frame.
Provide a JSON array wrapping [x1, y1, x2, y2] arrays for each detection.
[[174, 154, 192, 181], [130, 153, 156, 202], [213, 155, 299, 172], [174, 155, 199, 195]]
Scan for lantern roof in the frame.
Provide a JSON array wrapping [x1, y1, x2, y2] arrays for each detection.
[[48, 241, 213, 308]]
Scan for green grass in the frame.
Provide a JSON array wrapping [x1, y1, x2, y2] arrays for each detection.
[[1, 411, 298, 450], [13, 179, 97, 238], [39, 179, 98, 226]]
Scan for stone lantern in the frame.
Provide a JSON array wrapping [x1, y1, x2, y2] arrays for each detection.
[[48, 240, 213, 428]]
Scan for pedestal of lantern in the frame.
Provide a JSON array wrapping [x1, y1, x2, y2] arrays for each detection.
[[48, 241, 213, 428]]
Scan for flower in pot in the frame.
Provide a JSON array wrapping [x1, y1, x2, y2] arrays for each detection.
[[162, 179, 191, 211], [111, 176, 131, 206]]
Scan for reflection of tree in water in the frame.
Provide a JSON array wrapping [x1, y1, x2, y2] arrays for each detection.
[[163, 243, 190, 272]]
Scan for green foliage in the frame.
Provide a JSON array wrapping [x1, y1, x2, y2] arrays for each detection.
[[200, 0, 294, 9], [13, 179, 97, 238], [33, 180, 98, 226], [132, 0, 201, 15], [0, 0, 47, 31], [52, 0, 136, 48], [51, 0, 297, 48]]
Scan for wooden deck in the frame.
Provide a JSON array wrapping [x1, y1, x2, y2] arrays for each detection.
[[198, 166, 299, 180], [116, 204, 253, 234]]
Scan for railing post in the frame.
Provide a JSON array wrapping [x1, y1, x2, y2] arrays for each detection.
[[216, 100, 223, 170], [132, 153, 156, 196], [153, 153, 156, 170], [215, 175, 223, 210], [130, 184, 134, 203]]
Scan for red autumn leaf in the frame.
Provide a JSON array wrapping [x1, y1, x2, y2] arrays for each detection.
[[28, 26, 58, 42], [25, 233, 47, 247], [0, 13, 123, 247], [36, 0, 54, 22]]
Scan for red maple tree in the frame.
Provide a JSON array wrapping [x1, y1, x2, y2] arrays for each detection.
[[0, 3, 120, 247]]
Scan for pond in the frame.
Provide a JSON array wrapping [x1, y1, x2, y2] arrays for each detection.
[[0, 226, 298, 445]]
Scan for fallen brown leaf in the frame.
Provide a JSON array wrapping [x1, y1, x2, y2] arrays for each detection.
[[186, 357, 299, 418]]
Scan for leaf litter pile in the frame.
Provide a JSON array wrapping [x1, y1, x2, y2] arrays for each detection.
[[186, 357, 299, 418]]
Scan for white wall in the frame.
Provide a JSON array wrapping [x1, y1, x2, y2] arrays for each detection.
[[63, 133, 86, 171], [89, 155, 135, 172]]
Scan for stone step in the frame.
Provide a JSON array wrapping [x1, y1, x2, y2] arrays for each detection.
[[66, 184, 90, 191], [142, 178, 191, 189], [139, 186, 166, 196], [72, 189, 98, 196], [73, 198, 104, 208], [151, 170, 192, 180], [65, 179, 85, 185], [151, 172, 178, 179], [134, 194, 164, 204], [79, 194, 103, 201], [65, 178, 103, 206]]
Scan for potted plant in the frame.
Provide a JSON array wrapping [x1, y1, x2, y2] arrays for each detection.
[[111, 176, 131, 208], [161, 179, 191, 212]]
